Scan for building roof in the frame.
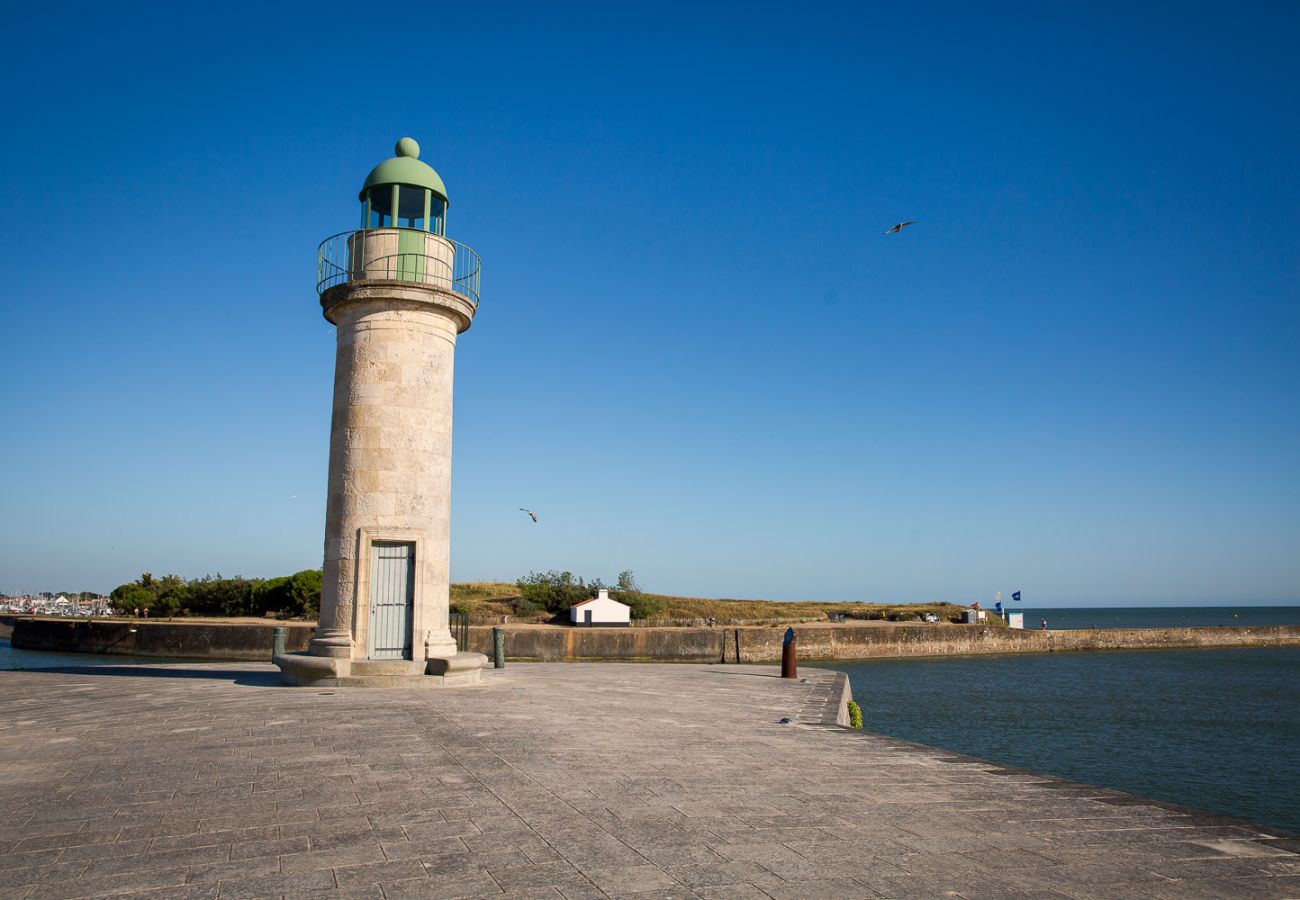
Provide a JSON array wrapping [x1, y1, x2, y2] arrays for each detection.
[[359, 137, 449, 205], [571, 595, 630, 609]]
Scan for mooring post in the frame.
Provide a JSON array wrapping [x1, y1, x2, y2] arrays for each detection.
[[272, 626, 286, 661], [781, 626, 797, 679], [492, 626, 505, 669]]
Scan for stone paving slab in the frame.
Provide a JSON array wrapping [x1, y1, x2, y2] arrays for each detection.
[[0, 662, 1296, 899]]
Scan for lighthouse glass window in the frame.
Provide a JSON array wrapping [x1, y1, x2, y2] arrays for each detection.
[[428, 198, 446, 235], [365, 186, 445, 235], [395, 186, 425, 229], [365, 188, 391, 228]]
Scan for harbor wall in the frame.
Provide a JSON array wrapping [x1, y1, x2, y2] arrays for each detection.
[[468, 623, 1300, 663], [9, 617, 315, 661], [7, 616, 1299, 663]]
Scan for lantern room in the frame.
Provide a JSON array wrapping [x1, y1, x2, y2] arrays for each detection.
[[358, 137, 448, 235]]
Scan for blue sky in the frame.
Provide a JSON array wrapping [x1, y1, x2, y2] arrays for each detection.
[[1, 2, 1296, 606]]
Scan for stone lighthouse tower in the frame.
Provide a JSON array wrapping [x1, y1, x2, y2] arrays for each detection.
[[277, 137, 485, 687]]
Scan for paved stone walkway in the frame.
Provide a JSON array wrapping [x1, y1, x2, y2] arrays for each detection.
[[0, 662, 1296, 899]]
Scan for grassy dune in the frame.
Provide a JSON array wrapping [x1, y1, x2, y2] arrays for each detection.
[[449, 582, 980, 624]]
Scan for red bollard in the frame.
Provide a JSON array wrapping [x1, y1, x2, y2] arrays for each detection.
[[781, 627, 797, 679]]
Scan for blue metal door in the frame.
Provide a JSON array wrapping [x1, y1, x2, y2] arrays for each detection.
[[368, 542, 414, 659]]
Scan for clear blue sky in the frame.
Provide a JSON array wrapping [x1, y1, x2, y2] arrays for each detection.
[[1, 2, 1296, 607]]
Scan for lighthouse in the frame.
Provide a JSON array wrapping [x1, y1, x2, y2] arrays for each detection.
[[277, 137, 486, 686]]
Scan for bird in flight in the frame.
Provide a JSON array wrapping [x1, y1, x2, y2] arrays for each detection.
[[883, 220, 917, 235], [519, 508, 538, 523]]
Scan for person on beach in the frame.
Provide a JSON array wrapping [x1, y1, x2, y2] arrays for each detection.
[[1040, 618, 1047, 630]]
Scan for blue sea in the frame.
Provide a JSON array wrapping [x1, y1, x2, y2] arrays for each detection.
[[0, 640, 199, 670], [1022, 605, 1300, 630], [825, 642, 1300, 834]]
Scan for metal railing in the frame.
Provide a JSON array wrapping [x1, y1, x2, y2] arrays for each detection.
[[450, 611, 470, 652], [316, 229, 481, 304]]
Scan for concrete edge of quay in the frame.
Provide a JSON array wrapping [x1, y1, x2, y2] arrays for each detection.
[[2, 660, 1297, 898]]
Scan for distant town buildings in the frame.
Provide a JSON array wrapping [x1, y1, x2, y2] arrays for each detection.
[[0, 593, 113, 616]]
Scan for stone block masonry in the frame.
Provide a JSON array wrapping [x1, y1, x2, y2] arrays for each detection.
[[1, 662, 1296, 898], [13, 617, 1300, 662], [10, 617, 315, 660], [470, 622, 1300, 663]]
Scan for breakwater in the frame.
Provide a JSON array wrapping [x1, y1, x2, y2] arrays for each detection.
[[9, 617, 314, 660], [8, 615, 1298, 662], [470, 622, 1300, 663]]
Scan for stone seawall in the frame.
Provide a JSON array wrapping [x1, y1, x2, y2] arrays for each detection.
[[9, 617, 315, 661], [469, 623, 1300, 663], [8, 616, 1298, 662]]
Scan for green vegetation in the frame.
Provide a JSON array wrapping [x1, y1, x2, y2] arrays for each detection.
[[610, 570, 664, 620], [450, 576, 990, 625], [102, 570, 997, 628], [847, 699, 863, 729], [516, 570, 596, 614], [108, 570, 321, 619], [509, 570, 664, 620]]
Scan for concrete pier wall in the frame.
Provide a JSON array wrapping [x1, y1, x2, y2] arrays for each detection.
[[8, 616, 1298, 662], [469, 623, 1300, 663], [9, 618, 315, 660]]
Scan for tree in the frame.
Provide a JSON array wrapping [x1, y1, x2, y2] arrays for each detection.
[[247, 570, 320, 618], [610, 570, 663, 619], [154, 576, 188, 616], [250, 576, 291, 617], [153, 589, 186, 617], [185, 575, 255, 617], [287, 569, 322, 619], [110, 583, 152, 613], [516, 571, 594, 614]]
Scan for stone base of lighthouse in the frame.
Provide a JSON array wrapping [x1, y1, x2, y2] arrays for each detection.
[[276, 257, 484, 688], [274, 651, 487, 688]]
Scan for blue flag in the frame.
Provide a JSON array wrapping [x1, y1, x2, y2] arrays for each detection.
[[1012, 591, 1021, 603], [995, 602, 1002, 613]]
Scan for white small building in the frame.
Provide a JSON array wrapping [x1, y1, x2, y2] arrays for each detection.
[[569, 589, 631, 627]]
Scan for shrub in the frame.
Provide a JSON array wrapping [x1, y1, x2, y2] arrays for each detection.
[[110, 583, 152, 613], [511, 595, 540, 616], [287, 569, 321, 619], [516, 570, 594, 614], [847, 699, 863, 729], [250, 576, 290, 617], [609, 570, 664, 620], [186, 575, 256, 617]]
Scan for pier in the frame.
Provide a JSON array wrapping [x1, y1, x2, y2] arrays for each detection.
[[2, 663, 1297, 898], [9, 615, 1300, 663]]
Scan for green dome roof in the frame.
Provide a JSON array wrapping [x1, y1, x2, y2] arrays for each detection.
[[359, 137, 448, 205]]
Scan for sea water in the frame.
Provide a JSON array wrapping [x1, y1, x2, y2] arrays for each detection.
[[1021, 605, 1300, 630], [0, 640, 196, 670], [825, 645, 1300, 833]]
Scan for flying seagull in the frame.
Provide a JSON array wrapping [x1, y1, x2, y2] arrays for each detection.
[[883, 220, 917, 235], [519, 508, 538, 523]]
